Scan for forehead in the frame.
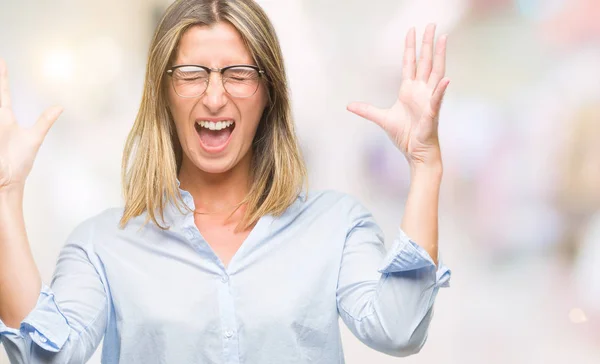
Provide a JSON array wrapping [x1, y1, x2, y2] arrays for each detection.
[[174, 22, 255, 66]]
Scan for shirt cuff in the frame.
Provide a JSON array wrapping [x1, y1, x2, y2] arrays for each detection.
[[377, 228, 451, 288], [0, 284, 70, 352]]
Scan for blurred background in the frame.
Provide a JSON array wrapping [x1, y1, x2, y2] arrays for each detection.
[[1, 0, 600, 363]]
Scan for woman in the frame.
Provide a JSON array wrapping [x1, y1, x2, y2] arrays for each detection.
[[0, 0, 451, 363]]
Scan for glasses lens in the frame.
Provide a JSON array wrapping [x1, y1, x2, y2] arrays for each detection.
[[172, 66, 208, 97], [223, 66, 261, 98]]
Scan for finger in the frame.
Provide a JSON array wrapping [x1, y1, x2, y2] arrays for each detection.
[[428, 34, 447, 89], [0, 58, 12, 109], [347, 102, 387, 129], [416, 23, 436, 82], [402, 27, 417, 81], [430, 78, 450, 117], [34, 106, 63, 138]]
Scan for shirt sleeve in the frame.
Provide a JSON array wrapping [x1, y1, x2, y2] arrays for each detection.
[[0, 239, 109, 363], [336, 196, 451, 357]]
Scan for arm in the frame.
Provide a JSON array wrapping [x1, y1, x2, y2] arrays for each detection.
[[336, 195, 450, 357], [0, 187, 42, 328], [340, 24, 451, 355], [347, 22, 449, 278], [402, 163, 442, 266], [0, 56, 59, 327], [0, 58, 107, 363], [1, 237, 109, 363]]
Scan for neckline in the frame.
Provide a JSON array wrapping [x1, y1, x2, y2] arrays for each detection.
[[174, 181, 275, 273]]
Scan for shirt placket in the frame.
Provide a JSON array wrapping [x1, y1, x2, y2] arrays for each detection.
[[218, 272, 240, 364]]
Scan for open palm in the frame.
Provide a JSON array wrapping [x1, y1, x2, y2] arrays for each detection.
[[348, 24, 449, 166], [0, 59, 62, 191]]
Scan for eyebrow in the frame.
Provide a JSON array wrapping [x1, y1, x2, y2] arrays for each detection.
[[175, 56, 255, 65], [173, 62, 257, 67]]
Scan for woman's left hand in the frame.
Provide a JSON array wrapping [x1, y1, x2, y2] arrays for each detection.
[[347, 24, 449, 168]]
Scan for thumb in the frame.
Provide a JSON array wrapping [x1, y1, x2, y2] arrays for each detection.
[[347, 102, 387, 129], [34, 105, 63, 138]]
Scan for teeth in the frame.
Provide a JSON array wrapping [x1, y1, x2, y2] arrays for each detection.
[[197, 120, 234, 131]]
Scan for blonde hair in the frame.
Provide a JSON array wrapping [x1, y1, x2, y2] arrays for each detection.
[[120, 0, 307, 231]]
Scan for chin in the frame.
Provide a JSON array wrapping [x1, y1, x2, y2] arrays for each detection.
[[194, 157, 237, 175], [183, 143, 246, 176]]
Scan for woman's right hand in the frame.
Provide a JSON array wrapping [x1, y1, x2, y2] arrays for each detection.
[[0, 58, 63, 193]]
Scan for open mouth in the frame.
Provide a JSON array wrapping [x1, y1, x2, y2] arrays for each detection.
[[194, 120, 236, 151]]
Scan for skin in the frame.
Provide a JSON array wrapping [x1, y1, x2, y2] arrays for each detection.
[[0, 57, 61, 328], [167, 22, 269, 267], [347, 24, 450, 265], [0, 22, 448, 327]]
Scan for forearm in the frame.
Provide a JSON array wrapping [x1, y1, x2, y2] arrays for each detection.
[[339, 189, 449, 356], [0, 186, 42, 329], [400, 161, 442, 266]]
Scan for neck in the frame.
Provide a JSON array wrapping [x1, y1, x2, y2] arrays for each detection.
[[178, 153, 253, 215]]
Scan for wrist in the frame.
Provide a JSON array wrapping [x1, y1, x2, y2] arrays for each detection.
[[0, 184, 25, 202], [410, 161, 443, 182]]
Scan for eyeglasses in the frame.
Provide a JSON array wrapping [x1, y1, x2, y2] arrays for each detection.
[[166, 64, 265, 99]]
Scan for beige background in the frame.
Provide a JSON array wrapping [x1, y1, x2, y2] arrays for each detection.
[[2, 0, 600, 363]]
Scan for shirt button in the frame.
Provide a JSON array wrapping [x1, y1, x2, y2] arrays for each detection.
[[221, 275, 229, 283], [224, 330, 234, 339]]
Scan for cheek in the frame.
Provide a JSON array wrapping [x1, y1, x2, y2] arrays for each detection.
[[167, 90, 192, 135], [167, 87, 182, 118], [246, 85, 268, 126], [240, 103, 267, 138]]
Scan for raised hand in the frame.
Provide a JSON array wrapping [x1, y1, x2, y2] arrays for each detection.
[[0, 58, 63, 192], [347, 24, 449, 168]]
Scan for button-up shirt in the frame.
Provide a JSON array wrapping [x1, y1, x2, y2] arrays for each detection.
[[1, 189, 450, 363]]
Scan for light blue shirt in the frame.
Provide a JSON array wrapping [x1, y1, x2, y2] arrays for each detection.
[[0, 189, 450, 363]]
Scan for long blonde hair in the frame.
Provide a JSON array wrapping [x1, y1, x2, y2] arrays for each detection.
[[120, 0, 307, 230]]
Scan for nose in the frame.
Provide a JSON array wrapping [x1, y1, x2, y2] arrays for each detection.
[[201, 72, 228, 112]]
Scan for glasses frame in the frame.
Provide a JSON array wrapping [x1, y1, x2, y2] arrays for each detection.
[[166, 64, 265, 99]]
